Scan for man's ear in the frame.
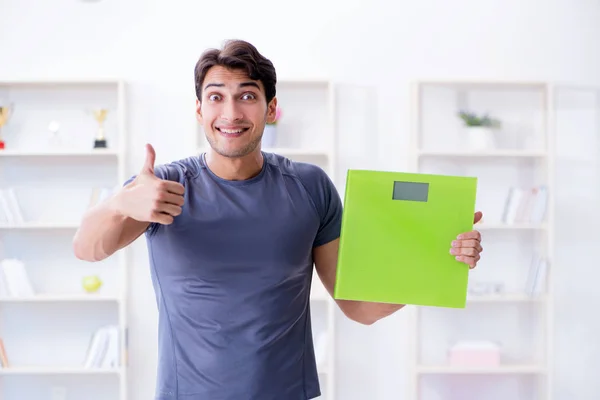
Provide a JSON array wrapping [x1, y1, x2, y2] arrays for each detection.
[[266, 97, 278, 124], [195, 98, 203, 123]]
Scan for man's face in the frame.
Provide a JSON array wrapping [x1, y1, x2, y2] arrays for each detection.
[[196, 66, 277, 158]]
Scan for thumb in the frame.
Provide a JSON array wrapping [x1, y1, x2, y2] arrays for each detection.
[[141, 143, 156, 175], [473, 211, 483, 224]]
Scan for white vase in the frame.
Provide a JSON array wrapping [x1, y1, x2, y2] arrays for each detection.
[[465, 126, 495, 150], [262, 124, 277, 148]]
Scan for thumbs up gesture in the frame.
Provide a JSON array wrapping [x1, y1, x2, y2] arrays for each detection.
[[118, 144, 185, 225]]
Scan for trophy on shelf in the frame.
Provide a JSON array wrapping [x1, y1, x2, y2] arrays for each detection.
[[92, 108, 109, 149], [0, 104, 13, 150], [47, 120, 62, 148]]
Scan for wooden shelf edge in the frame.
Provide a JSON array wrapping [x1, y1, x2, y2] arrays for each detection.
[[415, 364, 546, 374]]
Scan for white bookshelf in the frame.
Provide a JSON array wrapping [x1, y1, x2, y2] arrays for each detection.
[[195, 79, 338, 399], [407, 80, 554, 400], [0, 80, 128, 400]]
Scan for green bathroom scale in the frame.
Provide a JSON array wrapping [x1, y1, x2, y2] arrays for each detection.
[[333, 169, 478, 308]]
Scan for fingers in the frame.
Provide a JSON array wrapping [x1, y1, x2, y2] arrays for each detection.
[[156, 203, 182, 217], [157, 191, 185, 207], [455, 254, 480, 269], [452, 229, 483, 269], [452, 239, 483, 254], [158, 180, 185, 196], [151, 211, 175, 225], [147, 178, 185, 226], [473, 211, 483, 224], [451, 246, 481, 257], [141, 144, 156, 175], [149, 203, 182, 225], [457, 230, 481, 241]]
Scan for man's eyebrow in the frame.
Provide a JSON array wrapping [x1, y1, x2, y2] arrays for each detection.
[[204, 83, 224, 90], [239, 81, 260, 89], [203, 81, 260, 90]]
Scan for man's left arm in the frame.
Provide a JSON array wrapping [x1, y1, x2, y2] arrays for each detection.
[[313, 238, 405, 325], [313, 212, 485, 326]]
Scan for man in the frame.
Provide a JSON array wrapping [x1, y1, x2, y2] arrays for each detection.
[[72, 39, 483, 400]]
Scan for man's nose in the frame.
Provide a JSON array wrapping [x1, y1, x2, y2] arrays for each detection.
[[220, 100, 243, 122]]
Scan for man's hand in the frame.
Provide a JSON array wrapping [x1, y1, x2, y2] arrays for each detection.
[[115, 144, 185, 225], [450, 211, 483, 269]]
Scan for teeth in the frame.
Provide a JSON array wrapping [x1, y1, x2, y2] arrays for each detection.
[[220, 128, 243, 134]]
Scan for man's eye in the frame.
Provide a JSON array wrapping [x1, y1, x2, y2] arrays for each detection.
[[241, 93, 255, 100], [209, 94, 220, 101]]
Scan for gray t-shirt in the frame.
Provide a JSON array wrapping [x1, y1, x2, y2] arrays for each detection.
[[126, 151, 343, 400]]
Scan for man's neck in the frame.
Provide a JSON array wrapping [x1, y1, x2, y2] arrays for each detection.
[[204, 148, 264, 181]]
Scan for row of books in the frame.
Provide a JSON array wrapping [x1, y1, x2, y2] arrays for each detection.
[[501, 185, 548, 224], [0, 188, 24, 224], [0, 338, 9, 368], [83, 325, 121, 369], [525, 253, 548, 295], [0, 186, 114, 224], [0, 326, 121, 370], [313, 331, 327, 370], [88, 187, 115, 208], [0, 258, 35, 298]]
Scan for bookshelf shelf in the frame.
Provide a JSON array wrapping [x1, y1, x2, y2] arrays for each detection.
[[476, 223, 547, 230], [466, 294, 546, 303], [0, 222, 80, 230], [0, 367, 123, 375], [0, 149, 120, 157], [0, 79, 128, 400], [0, 294, 121, 303], [408, 80, 553, 400], [415, 365, 546, 375], [417, 149, 547, 158]]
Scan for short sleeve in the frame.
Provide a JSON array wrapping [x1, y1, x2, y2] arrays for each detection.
[[294, 163, 343, 248], [122, 163, 183, 186], [121, 163, 187, 237]]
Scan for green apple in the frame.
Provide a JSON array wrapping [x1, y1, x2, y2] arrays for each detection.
[[82, 275, 103, 293]]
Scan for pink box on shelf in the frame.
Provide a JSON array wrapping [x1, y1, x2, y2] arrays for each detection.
[[448, 341, 501, 367]]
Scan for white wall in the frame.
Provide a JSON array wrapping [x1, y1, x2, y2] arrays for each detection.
[[2, 0, 600, 399]]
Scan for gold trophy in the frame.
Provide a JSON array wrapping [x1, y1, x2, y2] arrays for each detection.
[[93, 108, 109, 149], [0, 104, 13, 150]]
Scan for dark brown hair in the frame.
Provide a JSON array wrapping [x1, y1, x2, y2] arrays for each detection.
[[194, 39, 277, 104]]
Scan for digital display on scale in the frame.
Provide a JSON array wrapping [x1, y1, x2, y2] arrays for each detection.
[[392, 181, 429, 202]]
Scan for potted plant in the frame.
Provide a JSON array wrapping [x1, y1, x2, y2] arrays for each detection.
[[457, 110, 501, 150], [262, 106, 282, 148]]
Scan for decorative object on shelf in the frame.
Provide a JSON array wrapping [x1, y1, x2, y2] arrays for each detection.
[[262, 106, 281, 148], [0, 187, 24, 225], [0, 258, 34, 298], [0, 337, 9, 368], [457, 110, 501, 150], [92, 108, 109, 149], [82, 275, 103, 293], [525, 253, 548, 296], [47, 120, 62, 148], [88, 186, 114, 209], [83, 324, 120, 369], [314, 331, 328, 369], [448, 340, 502, 367], [0, 103, 14, 150], [501, 185, 548, 225], [467, 281, 505, 296]]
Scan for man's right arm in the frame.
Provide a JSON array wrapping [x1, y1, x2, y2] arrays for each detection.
[[72, 144, 185, 262], [72, 195, 150, 262]]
